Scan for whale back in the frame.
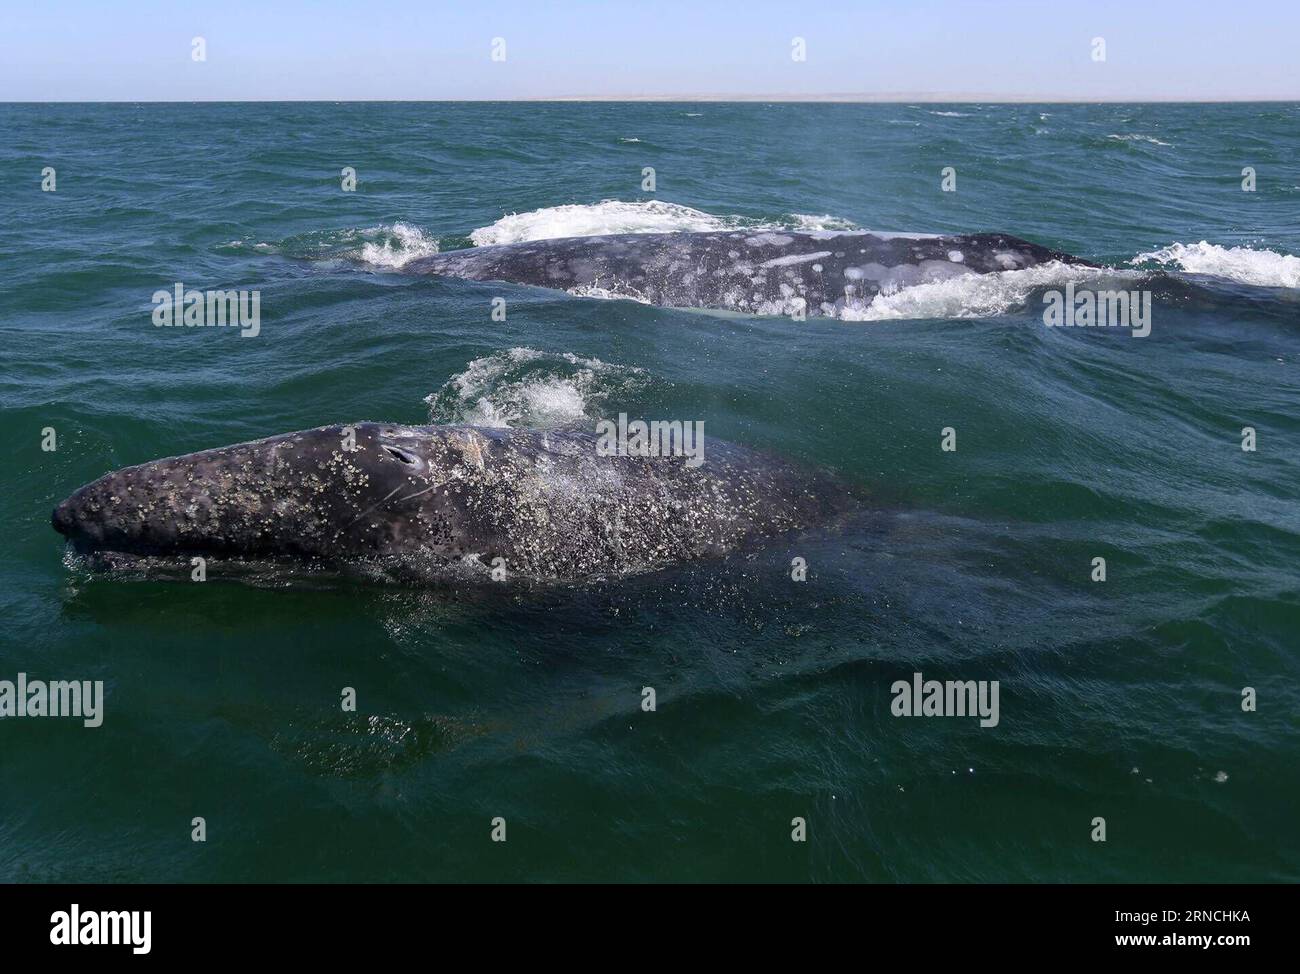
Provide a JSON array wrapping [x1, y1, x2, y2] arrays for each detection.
[[433, 425, 855, 580], [406, 229, 1092, 317]]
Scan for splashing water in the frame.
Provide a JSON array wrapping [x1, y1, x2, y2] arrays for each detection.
[[843, 263, 1143, 321], [357, 222, 440, 268], [1132, 241, 1300, 289], [468, 199, 857, 246], [424, 347, 650, 428]]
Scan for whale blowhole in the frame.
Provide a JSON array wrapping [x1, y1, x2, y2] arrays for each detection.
[[384, 447, 419, 465]]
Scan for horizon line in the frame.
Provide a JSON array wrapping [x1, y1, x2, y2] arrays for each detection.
[[4, 94, 1299, 105]]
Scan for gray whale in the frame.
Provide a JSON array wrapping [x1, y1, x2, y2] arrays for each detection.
[[52, 423, 855, 584], [404, 229, 1093, 316]]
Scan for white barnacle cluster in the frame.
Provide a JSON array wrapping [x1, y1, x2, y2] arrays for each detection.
[[420, 427, 838, 583]]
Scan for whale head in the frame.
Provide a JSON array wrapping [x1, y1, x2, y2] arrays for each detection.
[[51, 423, 488, 566]]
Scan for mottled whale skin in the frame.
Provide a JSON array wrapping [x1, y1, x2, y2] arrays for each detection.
[[51, 423, 854, 583], [405, 230, 1093, 316]]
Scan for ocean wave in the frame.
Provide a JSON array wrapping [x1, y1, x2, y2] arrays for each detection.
[[221, 240, 277, 253], [841, 263, 1141, 321], [1130, 241, 1300, 289], [1107, 133, 1172, 147], [225, 222, 439, 268], [468, 200, 858, 246], [424, 347, 649, 428]]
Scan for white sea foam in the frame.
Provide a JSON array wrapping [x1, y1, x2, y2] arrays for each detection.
[[223, 223, 440, 267], [470, 201, 734, 245], [357, 222, 440, 268], [468, 200, 858, 246], [425, 347, 648, 428], [567, 283, 653, 304], [1107, 133, 1172, 147], [1131, 241, 1300, 289], [840, 263, 1138, 322], [790, 213, 859, 231]]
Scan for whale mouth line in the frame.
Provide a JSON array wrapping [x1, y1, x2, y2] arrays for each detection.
[[57, 532, 220, 563], [61, 543, 337, 584], [53, 518, 230, 561], [50, 501, 312, 564]]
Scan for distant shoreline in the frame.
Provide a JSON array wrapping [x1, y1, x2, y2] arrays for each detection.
[[542, 93, 1300, 104], [5, 95, 1298, 105]]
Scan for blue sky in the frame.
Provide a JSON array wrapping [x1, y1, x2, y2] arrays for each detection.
[[3, 0, 1297, 101]]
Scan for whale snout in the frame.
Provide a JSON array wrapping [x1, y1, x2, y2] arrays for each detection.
[[50, 449, 267, 557], [53, 485, 98, 544], [51, 495, 78, 539], [49, 424, 432, 562], [51, 477, 134, 551]]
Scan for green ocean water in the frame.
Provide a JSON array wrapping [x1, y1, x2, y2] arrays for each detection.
[[1, 102, 1297, 882]]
